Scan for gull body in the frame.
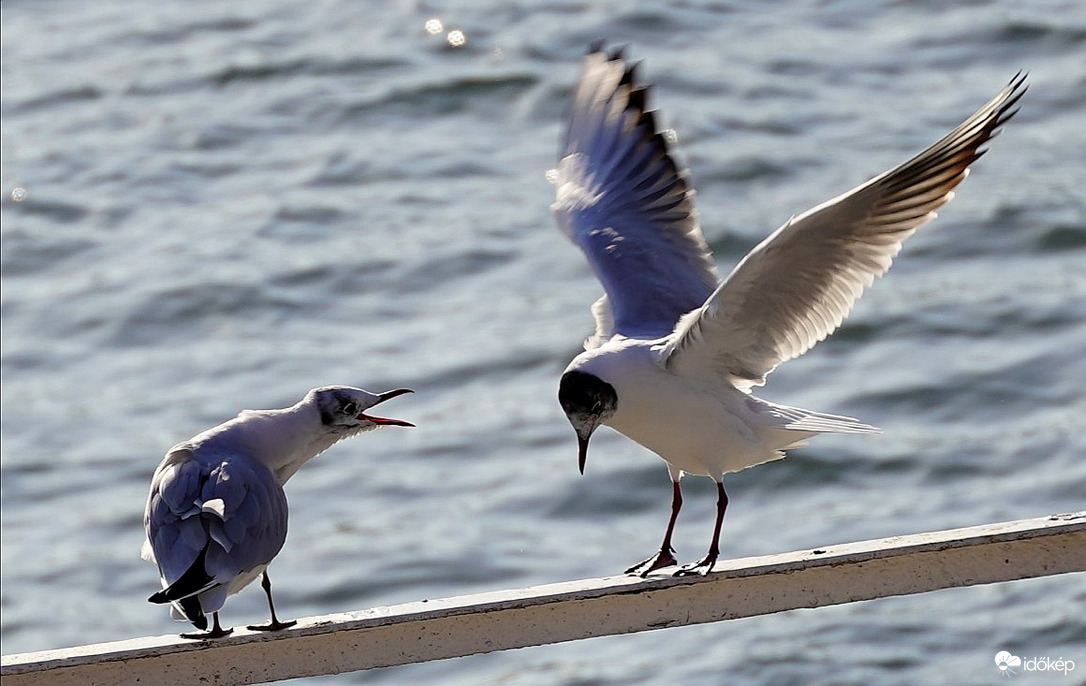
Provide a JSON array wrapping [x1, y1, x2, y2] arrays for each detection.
[[142, 385, 413, 638], [570, 339, 832, 479], [553, 45, 1026, 576]]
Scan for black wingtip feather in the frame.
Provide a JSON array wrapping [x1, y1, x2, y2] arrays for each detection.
[[640, 107, 658, 134], [148, 542, 214, 604], [179, 596, 207, 629], [587, 41, 630, 64]]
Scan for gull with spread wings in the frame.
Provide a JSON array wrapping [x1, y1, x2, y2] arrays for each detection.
[[552, 45, 1026, 577]]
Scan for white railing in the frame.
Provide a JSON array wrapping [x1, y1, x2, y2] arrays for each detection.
[[3, 512, 1083, 686]]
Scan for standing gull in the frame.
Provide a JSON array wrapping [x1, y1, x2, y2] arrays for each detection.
[[552, 45, 1025, 577], [143, 385, 413, 638]]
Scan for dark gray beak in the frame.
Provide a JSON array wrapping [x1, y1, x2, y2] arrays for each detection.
[[577, 431, 593, 475]]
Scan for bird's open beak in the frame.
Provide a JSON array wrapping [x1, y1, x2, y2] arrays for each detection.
[[359, 388, 415, 427]]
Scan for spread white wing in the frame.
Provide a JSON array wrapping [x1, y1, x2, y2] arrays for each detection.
[[662, 73, 1027, 389]]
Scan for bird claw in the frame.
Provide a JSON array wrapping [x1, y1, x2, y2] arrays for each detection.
[[247, 619, 297, 632], [673, 555, 718, 577], [625, 549, 679, 577], [180, 625, 233, 640]]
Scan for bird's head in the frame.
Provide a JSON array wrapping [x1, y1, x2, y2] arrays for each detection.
[[312, 386, 415, 435], [558, 370, 617, 475]]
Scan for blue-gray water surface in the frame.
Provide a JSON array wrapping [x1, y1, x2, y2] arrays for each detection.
[[2, 1, 1085, 684]]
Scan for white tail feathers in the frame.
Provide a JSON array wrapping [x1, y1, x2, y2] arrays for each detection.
[[753, 398, 881, 435], [783, 410, 880, 435]]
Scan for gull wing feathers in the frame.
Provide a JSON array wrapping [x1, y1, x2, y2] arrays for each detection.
[[145, 446, 289, 617], [662, 73, 1027, 389], [552, 45, 719, 345]]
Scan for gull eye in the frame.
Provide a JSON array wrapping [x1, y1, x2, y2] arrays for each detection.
[[341, 401, 358, 416]]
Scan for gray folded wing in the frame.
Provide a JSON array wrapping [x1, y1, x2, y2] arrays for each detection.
[[144, 446, 289, 609]]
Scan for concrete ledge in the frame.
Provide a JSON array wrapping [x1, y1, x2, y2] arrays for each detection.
[[4, 512, 1084, 686]]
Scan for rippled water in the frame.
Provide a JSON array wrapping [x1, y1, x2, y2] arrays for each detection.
[[3, 1, 1085, 684]]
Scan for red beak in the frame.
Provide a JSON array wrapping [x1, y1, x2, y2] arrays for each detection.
[[358, 388, 415, 427]]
